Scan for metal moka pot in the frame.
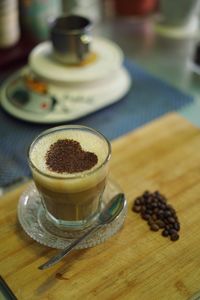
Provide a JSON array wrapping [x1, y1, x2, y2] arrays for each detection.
[[50, 15, 92, 65]]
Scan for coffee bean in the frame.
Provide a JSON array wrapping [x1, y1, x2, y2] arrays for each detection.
[[162, 229, 169, 237], [150, 223, 159, 231], [134, 198, 141, 205], [173, 222, 180, 231], [169, 229, 177, 236], [156, 220, 165, 228], [146, 209, 153, 215], [142, 213, 151, 220], [154, 208, 159, 214], [164, 224, 170, 230], [146, 198, 151, 204], [132, 205, 141, 213], [148, 218, 154, 226], [168, 217, 176, 224], [164, 210, 171, 217], [150, 214, 156, 221], [158, 210, 164, 218], [154, 191, 160, 197], [162, 196, 166, 201], [161, 203, 167, 210], [143, 191, 150, 198], [167, 205, 176, 214], [156, 193, 165, 200], [132, 191, 180, 241], [151, 202, 158, 208], [170, 232, 179, 241], [140, 198, 145, 205]]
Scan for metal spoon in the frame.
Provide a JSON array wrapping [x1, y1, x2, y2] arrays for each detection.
[[38, 193, 126, 270]]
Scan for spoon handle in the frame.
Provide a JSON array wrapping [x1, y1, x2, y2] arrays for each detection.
[[38, 223, 100, 270]]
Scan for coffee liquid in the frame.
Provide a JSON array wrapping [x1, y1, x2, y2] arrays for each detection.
[[35, 179, 106, 221]]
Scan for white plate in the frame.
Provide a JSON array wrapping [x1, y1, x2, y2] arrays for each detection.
[[29, 37, 124, 83], [0, 65, 131, 124]]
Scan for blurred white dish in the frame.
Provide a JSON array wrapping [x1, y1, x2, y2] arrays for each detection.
[[1, 37, 131, 123], [29, 37, 124, 83], [1, 66, 131, 123]]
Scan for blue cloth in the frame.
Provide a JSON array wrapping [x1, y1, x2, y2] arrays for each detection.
[[0, 60, 194, 186]]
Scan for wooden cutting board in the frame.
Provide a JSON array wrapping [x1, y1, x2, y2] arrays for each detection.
[[1, 113, 200, 300]]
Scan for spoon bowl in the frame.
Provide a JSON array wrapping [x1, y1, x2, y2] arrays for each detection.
[[99, 193, 126, 224]]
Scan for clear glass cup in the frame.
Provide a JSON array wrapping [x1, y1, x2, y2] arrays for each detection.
[[28, 125, 111, 230]]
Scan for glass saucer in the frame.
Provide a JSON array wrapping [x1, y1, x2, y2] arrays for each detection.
[[17, 178, 127, 249]]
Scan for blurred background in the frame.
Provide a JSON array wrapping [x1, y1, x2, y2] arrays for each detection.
[[1, 0, 200, 124], [1, 0, 200, 186]]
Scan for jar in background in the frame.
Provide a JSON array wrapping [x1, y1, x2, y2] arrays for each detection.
[[19, 0, 61, 42], [0, 0, 21, 48]]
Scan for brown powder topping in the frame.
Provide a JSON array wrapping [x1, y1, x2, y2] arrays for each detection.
[[45, 139, 98, 174]]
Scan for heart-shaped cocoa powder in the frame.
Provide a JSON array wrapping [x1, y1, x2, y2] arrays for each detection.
[[45, 139, 98, 173]]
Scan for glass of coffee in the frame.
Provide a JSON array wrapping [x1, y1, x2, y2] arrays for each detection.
[[28, 125, 111, 230]]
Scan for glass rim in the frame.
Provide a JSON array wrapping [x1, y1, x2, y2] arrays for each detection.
[[28, 124, 111, 180]]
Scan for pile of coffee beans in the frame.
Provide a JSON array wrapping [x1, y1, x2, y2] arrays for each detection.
[[132, 191, 180, 241]]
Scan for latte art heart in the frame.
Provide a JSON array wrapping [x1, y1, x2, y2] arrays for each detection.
[[45, 139, 98, 174]]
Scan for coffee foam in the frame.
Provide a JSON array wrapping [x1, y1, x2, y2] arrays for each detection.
[[30, 129, 109, 177]]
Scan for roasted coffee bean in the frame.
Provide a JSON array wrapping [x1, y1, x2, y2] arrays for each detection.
[[163, 219, 170, 225], [167, 205, 176, 214], [162, 229, 169, 237], [142, 213, 151, 220], [154, 208, 159, 214], [164, 224, 170, 230], [160, 203, 167, 210], [150, 223, 159, 231], [161, 197, 166, 203], [152, 214, 157, 221], [156, 194, 164, 200], [168, 217, 176, 224], [164, 210, 172, 217], [168, 229, 177, 236], [146, 203, 152, 210], [146, 209, 153, 215], [141, 206, 146, 213], [158, 209, 164, 217], [151, 202, 158, 208], [173, 222, 180, 231], [170, 232, 179, 241], [148, 218, 154, 226], [169, 224, 174, 229], [132, 205, 141, 213], [132, 191, 180, 241], [145, 197, 151, 203], [143, 191, 150, 197], [140, 198, 145, 205], [134, 198, 141, 205], [173, 215, 178, 219], [156, 220, 165, 228], [154, 191, 160, 197]]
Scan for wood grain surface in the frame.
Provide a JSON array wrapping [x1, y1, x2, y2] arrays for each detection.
[[1, 113, 200, 300]]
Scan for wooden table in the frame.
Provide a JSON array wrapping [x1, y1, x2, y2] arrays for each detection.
[[1, 113, 200, 300]]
